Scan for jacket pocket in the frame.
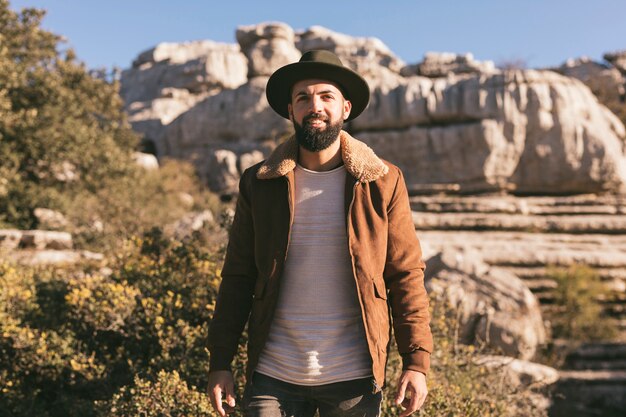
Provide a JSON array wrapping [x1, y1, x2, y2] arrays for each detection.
[[373, 277, 387, 300]]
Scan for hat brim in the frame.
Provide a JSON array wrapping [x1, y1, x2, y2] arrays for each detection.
[[266, 61, 370, 122]]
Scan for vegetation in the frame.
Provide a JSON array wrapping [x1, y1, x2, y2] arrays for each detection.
[[0, 1, 219, 254], [0, 230, 224, 416], [0, 228, 543, 416], [383, 301, 545, 417], [547, 264, 618, 342], [3, 2, 614, 416], [537, 264, 619, 368]]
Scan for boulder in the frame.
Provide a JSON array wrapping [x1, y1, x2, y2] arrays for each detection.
[[132, 152, 159, 170], [121, 40, 248, 104], [238, 150, 265, 173], [236, 22, 301, 77], [205, 149, 239, 194], [34, 208, 69, 230], [165, 210, 215, 239], [475, 355, 559, 388], [8, 250, 103, 266], [425, 247, 546, 359], [604, 50, 626, 74], [0, 230, 22, 250], [554, 56, 624, 104], [402, 52, 497, 77], [295, 25, 406, 76], [19, 230, 73, 250]]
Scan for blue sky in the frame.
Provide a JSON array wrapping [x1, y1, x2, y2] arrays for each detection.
[[8, 0, 626, 70]]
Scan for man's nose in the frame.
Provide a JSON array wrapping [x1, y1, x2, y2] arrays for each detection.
[[309, 95, 324, 113]]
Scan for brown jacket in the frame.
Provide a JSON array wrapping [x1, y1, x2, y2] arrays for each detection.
[[208, 131, 433, 388]]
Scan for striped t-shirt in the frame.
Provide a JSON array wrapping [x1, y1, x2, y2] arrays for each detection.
[[255, 164, 372, 385]]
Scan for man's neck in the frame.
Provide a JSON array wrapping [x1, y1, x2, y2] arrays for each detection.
[[298, 135, 343, 172]]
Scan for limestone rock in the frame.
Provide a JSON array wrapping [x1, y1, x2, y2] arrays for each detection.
[[554, 57, 624, 104], [295, 26, 406, 76], [162, 76, 291, 154], [165, 210, 215, 239], [238, 150, 265, 174], [475, 355, 559, 388], [34, 208, 68, 230], [356, 70, 626, 194], [121, 41, 248, 104], [0, 230, 22, 250], [125, 89, 209, 156], [402, 52, 497, 77], [205, 149, 239, 194], [425, 247, 546, 359], [8, 250, 103, 266], [19, 230, 73, 250], [132, 152, 159, 170], [177, 192, 195, 209], [604, 50, 626, 74], [118, 23, 626, 197], [236, 22, 301, 77], [551, 370, 626, 416]]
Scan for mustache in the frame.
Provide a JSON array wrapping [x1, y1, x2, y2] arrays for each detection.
[[302, 113, 329, 124]]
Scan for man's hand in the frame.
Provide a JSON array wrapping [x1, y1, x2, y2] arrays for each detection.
[[395, 370, 428, 416], [208, 370, 236, 416]]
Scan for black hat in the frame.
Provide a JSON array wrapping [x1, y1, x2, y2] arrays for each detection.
[[266, 50, 370, 122]]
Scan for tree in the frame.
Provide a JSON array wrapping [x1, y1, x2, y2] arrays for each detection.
[[0, 0, 138, 229]]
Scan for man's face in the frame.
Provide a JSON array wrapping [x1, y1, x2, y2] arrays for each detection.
[[288, 79, 352, 152]]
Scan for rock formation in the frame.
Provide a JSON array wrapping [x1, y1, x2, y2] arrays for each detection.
[[425, 248, 546, 360], [120, 23, 626, 197]]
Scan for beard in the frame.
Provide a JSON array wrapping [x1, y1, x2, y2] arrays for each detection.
[[293, 113, 344, 152]]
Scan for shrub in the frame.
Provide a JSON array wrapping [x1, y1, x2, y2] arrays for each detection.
[[66, 158, 222, 253], [0, 229, 226, 417], [1, 231, 545, 416], [547, 264, 618, 342], [0, 0, 139, 230], [381, 300, 546, 417], [104, 370, 213, 417]]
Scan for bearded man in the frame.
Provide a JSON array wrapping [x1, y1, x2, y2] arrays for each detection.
[[208, 50, 433, 417]]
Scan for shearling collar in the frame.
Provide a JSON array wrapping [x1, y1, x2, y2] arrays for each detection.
[[256, 130, 389, 183]]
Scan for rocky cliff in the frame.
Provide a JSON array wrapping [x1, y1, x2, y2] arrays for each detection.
[[121, 22, 626, 197]]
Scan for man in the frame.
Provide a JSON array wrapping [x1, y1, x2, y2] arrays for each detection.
[[208, 50, 433, 417]]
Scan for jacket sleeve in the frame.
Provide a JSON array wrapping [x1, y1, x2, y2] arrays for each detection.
[[208, 168, 258, 372], [383, 167, 433, 375]]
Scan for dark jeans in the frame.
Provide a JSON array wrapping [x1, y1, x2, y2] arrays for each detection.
[[242, 372, 382, 417]]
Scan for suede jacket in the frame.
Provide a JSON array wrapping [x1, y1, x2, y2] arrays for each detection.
[[208, 131, 433, 389]]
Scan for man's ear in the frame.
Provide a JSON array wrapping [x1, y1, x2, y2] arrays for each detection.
[[287, 103, 294, 122], [343, 100, 352, 121]]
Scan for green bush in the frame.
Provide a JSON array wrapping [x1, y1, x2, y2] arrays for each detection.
[[0, 2, 223, 255], [66, 158, 222, 253], [104, 370, 213, 417], [547, 264, 618, 342], [0, 229, 226, 417], [0, 0, 138, 229], [381, 300, 545, 417], [0, 229, 546, 417]]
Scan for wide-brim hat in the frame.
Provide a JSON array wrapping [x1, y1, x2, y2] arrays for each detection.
[[266, 50, 370, 122]]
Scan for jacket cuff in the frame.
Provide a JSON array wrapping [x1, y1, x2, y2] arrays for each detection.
[[401, 349, 431, 376], [209, 348, 233, 372]]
